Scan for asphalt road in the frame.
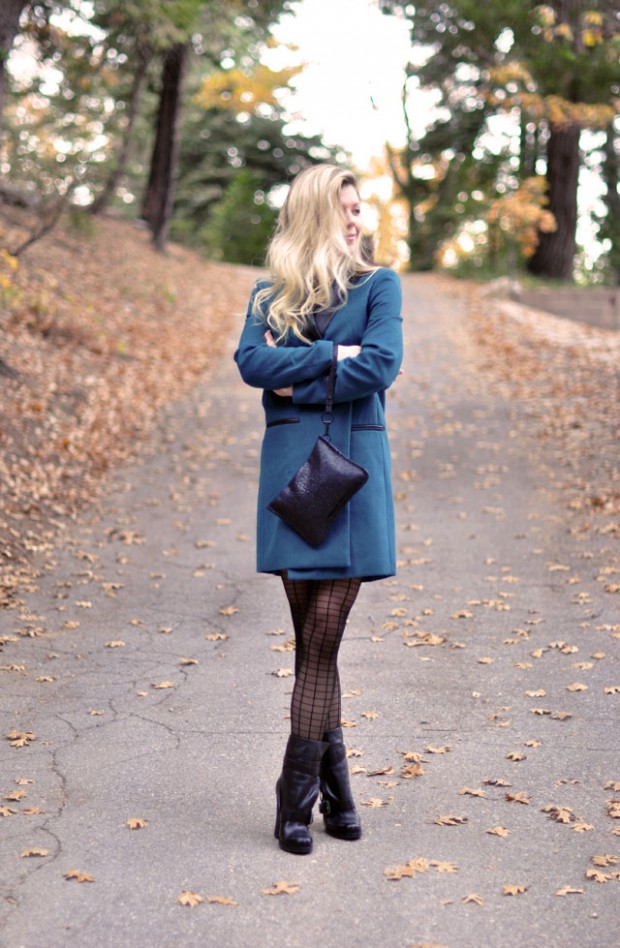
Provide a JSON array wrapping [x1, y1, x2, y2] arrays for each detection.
[[1, 273, 619, 948]]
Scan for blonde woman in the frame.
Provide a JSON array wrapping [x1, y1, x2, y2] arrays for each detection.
[[234, 164, 403, 854]]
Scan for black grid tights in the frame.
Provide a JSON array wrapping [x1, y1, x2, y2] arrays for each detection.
[[281, 574, 362, 741]]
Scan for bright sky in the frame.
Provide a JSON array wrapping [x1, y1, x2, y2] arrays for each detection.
[[270, 0, 414, 170]]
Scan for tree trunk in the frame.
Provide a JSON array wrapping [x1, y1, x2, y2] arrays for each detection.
[[91, 45, 150, 216], [0, 0, 30, 137], [528, 124, 580, 280], [601, 123, 620, 287], [141, 42, 188, 252]]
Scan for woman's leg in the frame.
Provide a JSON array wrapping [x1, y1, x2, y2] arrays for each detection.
[[281, 575, 362, 740], [275, 574, 362, 853]]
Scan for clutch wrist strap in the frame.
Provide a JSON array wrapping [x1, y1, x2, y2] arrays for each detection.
[[321, 345, 338, 437]]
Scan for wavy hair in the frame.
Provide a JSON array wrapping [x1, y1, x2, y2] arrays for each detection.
[[252, 164, 377, 341]]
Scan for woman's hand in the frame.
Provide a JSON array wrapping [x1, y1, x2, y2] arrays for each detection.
[[337, 344, 361, 360], [264, 330, 293, 397]]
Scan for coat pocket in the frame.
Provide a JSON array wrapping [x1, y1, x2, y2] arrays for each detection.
[[266, 417, 300, 429], [351, 424, 385, 431]]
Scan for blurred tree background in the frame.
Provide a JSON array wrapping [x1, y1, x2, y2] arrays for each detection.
[[0, 0, 618, 281], [380, 0, 619, 282], [0, 0, 334, 265]]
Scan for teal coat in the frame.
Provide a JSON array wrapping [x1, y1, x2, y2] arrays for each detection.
[[234, 267, 403, 581]]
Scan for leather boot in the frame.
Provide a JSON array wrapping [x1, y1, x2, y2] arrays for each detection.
[[274, 734, 328, 854], [319, 726, 362, 840]]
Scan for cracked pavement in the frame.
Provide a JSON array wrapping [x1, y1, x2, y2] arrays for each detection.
[[1, 273, 619, 947]]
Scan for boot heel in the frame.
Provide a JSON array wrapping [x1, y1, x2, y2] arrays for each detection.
[[320, 727, 362, 841], [274, 779, 281, 839]]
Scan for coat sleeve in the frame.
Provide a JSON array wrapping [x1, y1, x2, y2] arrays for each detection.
[[291, 269, 403, 406], [233, 285, 334, 390]]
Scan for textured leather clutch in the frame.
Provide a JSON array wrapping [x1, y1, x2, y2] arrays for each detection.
[[267, 434, 368, 547]]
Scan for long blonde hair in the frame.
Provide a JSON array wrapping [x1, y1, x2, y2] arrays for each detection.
[[253, 164, 377, 341]]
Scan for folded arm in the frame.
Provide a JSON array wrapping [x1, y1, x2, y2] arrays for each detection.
[[292, 270, 403, 406], [233, 295, 334, 391]]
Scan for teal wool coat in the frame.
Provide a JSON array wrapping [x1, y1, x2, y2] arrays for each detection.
[[234, 267, 403, 582]]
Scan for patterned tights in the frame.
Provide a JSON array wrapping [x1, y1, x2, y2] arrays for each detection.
[[281, 574, 362, 741]]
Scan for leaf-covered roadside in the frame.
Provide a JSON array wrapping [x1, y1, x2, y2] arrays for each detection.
[[0, 212, 258, 606], [466, 284, 620, 533]]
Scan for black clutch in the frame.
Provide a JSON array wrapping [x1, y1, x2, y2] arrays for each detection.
[[267, 434, 368, 547], [267, 349, 369, 547]]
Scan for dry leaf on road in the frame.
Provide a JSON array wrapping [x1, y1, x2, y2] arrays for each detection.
[[65, 870, 95, 883], [261, 881, 300, 896], [177, 891, 204, 907]]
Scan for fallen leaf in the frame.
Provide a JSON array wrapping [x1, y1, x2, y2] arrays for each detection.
[[6, 730, 37, 748], [458, 787, 486, 798], [542, 804, 577, 824], [64, 869, 95, 883], [177, 890, 204, 907], [462, 893, 484, 906], [434, 815, 468, 826], [3, 790, 27, 802], [556, 885, 584, 896], [566, 682, 588, 692], [127, 818, 148, 830], [179, 657, 198, 666], [385, 857, 430, 880], [105, 641, 125, 648], [21, 848, 49, 858], [271, 668, 293, 678], [362, 797, 390, 808], [607, 800, 620, 819], [431, 860, 458, 874], [401, 763, 425, 779], [207, 895, 237, 906], [487, 826, 511, 837], [505, 791, 530, 805], [424, 745, 451, 754], [152, 681, 175, 689], [503, 884, 527, 896], [261, 881, 300, 896], [591, 854, 618, 867], [219, 606, 239, 616], [585, 868, 612, 884]]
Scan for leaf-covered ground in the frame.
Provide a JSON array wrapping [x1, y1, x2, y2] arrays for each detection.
[[0, 213, 258, 606], [0, 265, 618, 946]]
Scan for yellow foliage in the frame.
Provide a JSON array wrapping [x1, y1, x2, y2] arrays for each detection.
[[535, 5, 556, 28], [488, 64, 618, 130], [554, 23, 574, 42], [487, 177, 556, 258], [194, 63, 302, 115], [0, 248, 19, 291]]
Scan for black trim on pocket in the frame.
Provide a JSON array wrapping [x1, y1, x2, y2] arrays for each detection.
[[351, 424, 385, 431], [266, 417, 301, 428]]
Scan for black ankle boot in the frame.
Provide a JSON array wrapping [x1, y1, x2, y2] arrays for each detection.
[[319, 726, 362, 840], [274, 735, 328, 854]]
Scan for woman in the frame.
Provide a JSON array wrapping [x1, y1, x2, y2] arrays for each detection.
[[234, 164, 403, 854]]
